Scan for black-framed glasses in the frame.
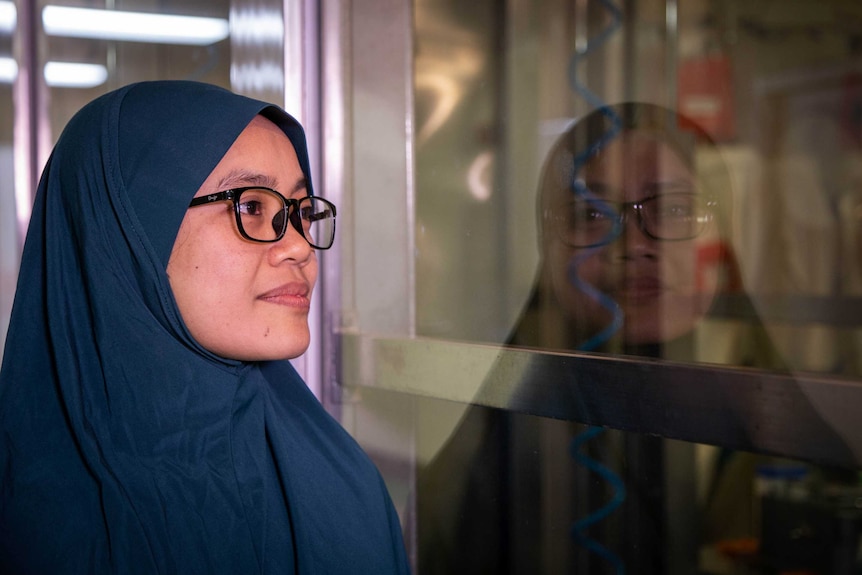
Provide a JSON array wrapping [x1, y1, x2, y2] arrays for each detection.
[[546, 192, 716, 248], [188, 187, 337, 249]]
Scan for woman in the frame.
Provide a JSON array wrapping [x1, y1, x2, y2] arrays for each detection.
[[418, 102, 728, 574], [417, 103, 851, 574], [0, 81, 410, 574]]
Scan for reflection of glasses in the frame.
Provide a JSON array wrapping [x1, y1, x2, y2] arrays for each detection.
[[189, 187, 337, 249], [547, 192, 715, 248]]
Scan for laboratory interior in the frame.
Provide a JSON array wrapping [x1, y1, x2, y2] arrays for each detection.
[[3, 0, 862, 573]]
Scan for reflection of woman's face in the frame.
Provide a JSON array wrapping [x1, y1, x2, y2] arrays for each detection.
[[544, 131, 720, 346]]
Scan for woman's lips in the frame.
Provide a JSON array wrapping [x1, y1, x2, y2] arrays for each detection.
[[617, 276, 663, 300], [258, 282, 311, 308]]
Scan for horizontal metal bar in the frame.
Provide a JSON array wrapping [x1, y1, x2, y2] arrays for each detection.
[[338, 333, 862, 468]]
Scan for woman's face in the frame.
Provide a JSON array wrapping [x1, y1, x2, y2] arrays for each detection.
[[544, 131, 720, 346], [167, 115, 318, 361]]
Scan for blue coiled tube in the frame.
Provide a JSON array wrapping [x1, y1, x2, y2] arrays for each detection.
[[565, 1, 627, 574]]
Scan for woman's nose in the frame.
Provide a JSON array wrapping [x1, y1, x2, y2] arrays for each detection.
[[618, 206, 657, 259], [269, 219, 314, 265]]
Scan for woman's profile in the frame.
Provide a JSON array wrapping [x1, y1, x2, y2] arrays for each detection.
[[0, 81, 410, 574]]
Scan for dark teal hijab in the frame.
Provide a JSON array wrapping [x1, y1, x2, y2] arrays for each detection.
[[0, 81, 410, 574]]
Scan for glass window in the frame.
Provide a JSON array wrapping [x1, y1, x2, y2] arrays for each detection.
[[325, 0, 862, 573], [0, 0, 231, 357], [42, 0, 231, 159]]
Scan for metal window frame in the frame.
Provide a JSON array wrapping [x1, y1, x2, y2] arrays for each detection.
[[338, 333, 862, 468]]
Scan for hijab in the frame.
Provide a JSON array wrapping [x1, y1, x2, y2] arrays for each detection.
[[0, 81, 409, 575]]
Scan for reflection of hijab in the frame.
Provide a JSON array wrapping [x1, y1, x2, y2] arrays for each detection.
[[0, 81, 408, 574]]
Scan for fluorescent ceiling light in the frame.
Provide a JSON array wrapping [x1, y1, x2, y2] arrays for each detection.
[[43, 62, 108, 88], [0, 58, 108, 88], [0, 56, 16, 82], [0, 1, 15, 34], [42, 5, 229, 46]]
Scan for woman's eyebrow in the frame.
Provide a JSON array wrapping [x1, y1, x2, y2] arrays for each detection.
[[215, 170, 308, 196], [215, 170, 278, 190], [581, 181, 611, 195]]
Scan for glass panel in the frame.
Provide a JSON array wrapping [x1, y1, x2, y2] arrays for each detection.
[[0, 0, 231, 358], [413, 0, 862, 375], [42, 0, 231, 153], [417, 394, 862, 575], [333, 0, 862, 573]]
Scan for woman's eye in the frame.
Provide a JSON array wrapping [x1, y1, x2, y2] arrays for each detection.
[[572, 201, 612, 224], [585, 208, 608, 222], [658, 200, 695, 219], [238, 200, 264, 216]]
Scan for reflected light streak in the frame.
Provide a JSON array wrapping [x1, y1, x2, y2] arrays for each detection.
[[230, 62, 284, 95], [42, 6, 229, 45], [0, 57, 108, 88], [43, 62, 107, 88], [466, 150, 494, 202], [0, 1, 15, 34], [228, 5, 284, 98], [13, 66, 32, 242], [0, 57, 16, 82], [415, 73, 460, 145], [415, 48, 482, 144], [230, 5, 284, 44]]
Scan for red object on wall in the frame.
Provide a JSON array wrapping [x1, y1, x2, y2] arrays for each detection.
[[697, 241, 743, 294], [677, 55, 736, 142]]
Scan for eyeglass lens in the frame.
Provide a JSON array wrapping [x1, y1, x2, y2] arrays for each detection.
[[237, 189, 336, 248], [556, 192, 711, 247]]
